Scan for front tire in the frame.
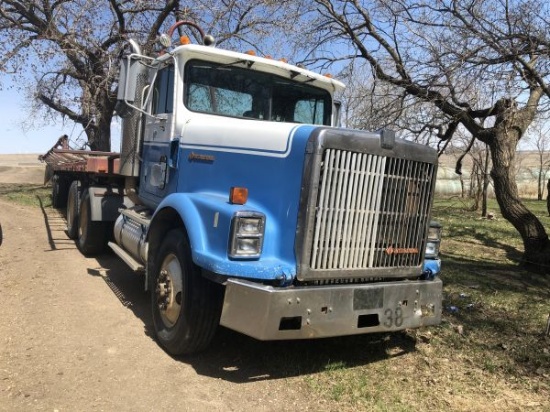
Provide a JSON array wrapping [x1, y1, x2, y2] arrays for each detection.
[[151, 229, 222, 355]]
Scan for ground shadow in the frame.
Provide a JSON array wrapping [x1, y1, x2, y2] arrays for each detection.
[[91, 251, 418, 383], [39, 197, 419, 383], [188, 328, 416, 383], [442, 253, 550, 296], [37, 195, 85, 251], [446, 224, 524, 264], [439, 253, 550, 377]]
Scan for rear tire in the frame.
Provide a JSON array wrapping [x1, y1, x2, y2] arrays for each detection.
[[151, 229, 222, 355], [66, 181, 80, 239], [77, 189, 108, 256], [51, 175, 69, 209]]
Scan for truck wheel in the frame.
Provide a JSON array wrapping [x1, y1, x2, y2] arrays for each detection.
[[66, 181, 80, 239], [77, 189, 107, 256], [51, 175, 69, 209], [151, 229, 222, 355]]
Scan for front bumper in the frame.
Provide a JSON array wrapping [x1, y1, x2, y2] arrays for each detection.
[[220, 277, 442, 340]]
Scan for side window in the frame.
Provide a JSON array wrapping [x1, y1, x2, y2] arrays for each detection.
[[295, 99, 325, 124], [216, 89, 252, 117], [152, 65, 174, 115], [188, 84, 213, 112]]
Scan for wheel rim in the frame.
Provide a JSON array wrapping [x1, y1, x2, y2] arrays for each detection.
[[156, 253, 184, 328]]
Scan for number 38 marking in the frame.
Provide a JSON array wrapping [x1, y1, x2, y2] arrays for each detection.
[[384, 307, 404, 328]]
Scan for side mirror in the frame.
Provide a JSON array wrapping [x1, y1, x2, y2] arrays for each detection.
[[333, 100, 342, 127]]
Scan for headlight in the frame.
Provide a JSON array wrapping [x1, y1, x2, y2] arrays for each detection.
[[229, 212, 265, 259], [425, 221, 442, 259]]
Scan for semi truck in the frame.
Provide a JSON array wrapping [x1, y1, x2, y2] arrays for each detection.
[[40, 21, 443, 355]]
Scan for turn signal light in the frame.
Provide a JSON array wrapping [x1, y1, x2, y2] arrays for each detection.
[[230, 187, 248, 205]]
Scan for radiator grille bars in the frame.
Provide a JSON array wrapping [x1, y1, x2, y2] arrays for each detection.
[[309, 149, 435, 271]]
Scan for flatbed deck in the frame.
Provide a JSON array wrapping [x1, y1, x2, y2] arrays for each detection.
[[39, 135, 120, 174]]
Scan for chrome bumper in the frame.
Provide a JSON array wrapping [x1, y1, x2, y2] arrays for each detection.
[[220, 277, 442, 340]]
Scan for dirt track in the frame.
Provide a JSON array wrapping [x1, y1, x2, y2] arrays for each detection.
[[0, 195, 339, 411]]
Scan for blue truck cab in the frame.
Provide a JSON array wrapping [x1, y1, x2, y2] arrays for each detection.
[[62, 21, 442, 355]]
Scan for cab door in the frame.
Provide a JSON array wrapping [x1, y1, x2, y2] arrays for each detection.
[[140, 64, 179, 204]]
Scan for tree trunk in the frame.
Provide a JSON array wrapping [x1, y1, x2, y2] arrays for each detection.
[[84, 95, 114, 152], [86, 119, 112, 152], [481, 149, 490, 218], [470, 163, 481, 211], [489, 132, 550, 271], [538, 165, 543, 201]]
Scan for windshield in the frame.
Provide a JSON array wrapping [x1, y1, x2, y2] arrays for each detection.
[[184, 60, 331, 125]]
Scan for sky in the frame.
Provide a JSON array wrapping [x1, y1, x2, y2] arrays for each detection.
[[0, 87, 66, 154], [0, 81, 120, 155]]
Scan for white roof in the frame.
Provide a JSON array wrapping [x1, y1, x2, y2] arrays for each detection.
[[157, 43, 346, 94]]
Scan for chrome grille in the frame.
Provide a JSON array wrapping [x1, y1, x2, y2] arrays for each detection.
[[309, 149, 435, 271]]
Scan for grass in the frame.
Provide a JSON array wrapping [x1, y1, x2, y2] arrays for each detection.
[[0, 183, 52, 207], [2, 185, 549, 411], [298, 197, 550, 411]]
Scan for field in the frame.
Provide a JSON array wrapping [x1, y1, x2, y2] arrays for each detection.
[[1, 178, 549, 411]]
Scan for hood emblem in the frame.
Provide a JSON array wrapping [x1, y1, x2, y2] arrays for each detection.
[[385, 247, 419, 255]]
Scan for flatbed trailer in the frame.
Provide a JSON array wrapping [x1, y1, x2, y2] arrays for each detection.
[[40, 135, 133, 254], [40, 135, 120, 175]]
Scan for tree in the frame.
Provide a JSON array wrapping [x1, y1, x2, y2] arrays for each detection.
[[0, 0, 299, 151], [451, 134, 492, 214], [305, 0, 550, 271], [0, 1, 183, 150], [526, 120, 550, 201]]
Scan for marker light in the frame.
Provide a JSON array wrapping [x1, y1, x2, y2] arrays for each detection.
[[245, 50, 256, 56], [180, 36, 191, 45], [229, 187, 248, 205]]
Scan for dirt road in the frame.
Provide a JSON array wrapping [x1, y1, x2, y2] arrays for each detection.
[[0, 198, 337, 411]]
